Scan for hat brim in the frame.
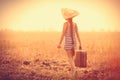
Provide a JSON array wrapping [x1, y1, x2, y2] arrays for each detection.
[[61, 8, 79, 19]]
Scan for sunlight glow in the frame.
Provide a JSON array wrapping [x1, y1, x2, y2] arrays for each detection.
[[1, 0, 120, 32]]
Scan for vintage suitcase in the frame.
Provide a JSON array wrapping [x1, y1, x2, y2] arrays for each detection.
[[74, 50, 87, 67]]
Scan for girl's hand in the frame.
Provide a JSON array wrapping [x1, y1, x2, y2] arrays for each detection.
[[57, 44, 61, 48]]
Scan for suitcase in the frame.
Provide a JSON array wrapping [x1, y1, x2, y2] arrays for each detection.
[[74, 50, 87, 68]]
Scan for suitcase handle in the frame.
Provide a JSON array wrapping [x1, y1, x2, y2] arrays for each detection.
[[79, 45, 82, 50]]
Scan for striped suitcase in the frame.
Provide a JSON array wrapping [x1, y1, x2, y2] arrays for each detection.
[[74, 50, 87, 67]]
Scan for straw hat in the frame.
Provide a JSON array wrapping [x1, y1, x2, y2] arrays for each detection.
[[61, 8, 79, 19]]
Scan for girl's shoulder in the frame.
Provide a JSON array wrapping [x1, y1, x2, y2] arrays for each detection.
[[72, 22, 77, 29], [73, 22, 78, 31], [63, 22, 68, 27], [64, 22, 68, 25]]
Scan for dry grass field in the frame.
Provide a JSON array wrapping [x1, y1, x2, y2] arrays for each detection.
[[0, 31, 120, 80]]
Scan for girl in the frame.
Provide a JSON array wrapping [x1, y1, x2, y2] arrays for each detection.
[[57, 8, 82, 76]]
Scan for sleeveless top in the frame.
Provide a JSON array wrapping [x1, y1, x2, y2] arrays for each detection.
[[64, 22, 76, 50]]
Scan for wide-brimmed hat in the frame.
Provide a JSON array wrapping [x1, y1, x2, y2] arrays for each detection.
[[61, 8, 79, 19]]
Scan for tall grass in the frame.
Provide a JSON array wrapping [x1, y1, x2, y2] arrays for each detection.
[[0, 31, 120, 80]]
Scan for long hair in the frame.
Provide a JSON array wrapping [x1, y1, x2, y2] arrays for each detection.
[[69, 19, 74, 44], [69, 20, 75, 56]]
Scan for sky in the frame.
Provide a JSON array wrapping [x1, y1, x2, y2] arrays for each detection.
[[0, 0, 120, 32]]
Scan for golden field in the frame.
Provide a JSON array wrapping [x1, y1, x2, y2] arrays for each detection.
[[0, 31, 120, 80]]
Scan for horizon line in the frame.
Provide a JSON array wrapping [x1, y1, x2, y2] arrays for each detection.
[[0, 29, 120, 32]]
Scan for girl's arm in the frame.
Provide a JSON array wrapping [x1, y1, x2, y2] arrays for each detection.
[[57, 23, 67, 48], [75, 23, 82, 48]]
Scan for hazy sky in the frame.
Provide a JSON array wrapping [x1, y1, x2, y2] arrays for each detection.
[[0, 0, 120, 31]]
